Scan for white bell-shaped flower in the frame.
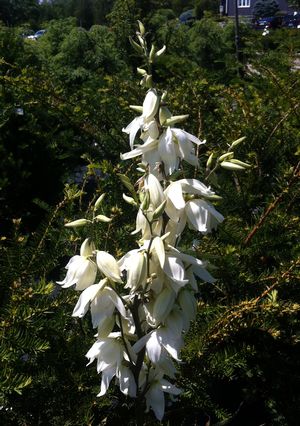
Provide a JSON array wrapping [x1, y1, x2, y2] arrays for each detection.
[[57, 238, 97, 291], [72, 280, 126, 328], [96, 251, 122, 283], [122, 89, 159, 149], [145, 370, 181, 421]]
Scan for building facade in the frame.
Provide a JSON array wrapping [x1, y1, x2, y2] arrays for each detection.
[[223, 0, 290, 17]]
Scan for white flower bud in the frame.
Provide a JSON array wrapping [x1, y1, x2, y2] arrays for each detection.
[[65, 218, 91, 228], [164, 115, 189, 127], [155, 45, 166, 57], [137, 20, 145, 36], [230, 159, 252, 169], [230, 136, 246, 149], [220, 161, 245, 170], [218, 152, 234, 162], [94, 193, 106, 211], [122, 193, 137, 206], [129, 105, 143, 113], [94, 215, 112, 223]]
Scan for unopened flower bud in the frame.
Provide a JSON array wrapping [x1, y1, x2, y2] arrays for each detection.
[[129, 36, 144, 54], [94, 215, 112, 223], [65, 218, 91, 228], [152, 200, 167, 220], [129, 105, 143, 113], [145, 74, 153, 88], [161, 91, 168, 102], [155, 45, 166, 57], [94, 193, 106, 211], [137, 34, 145, 48], [220, 161, 245, 171], [218, 152, 234, 162], [137, 67, 147, 75], [149, 44, 156, 63], [206, 152, 214, 169], [123, 193, 137, 206], [164, 115, 189, 127], [229, 159, 252, 169], [140, 190, 150, 211], [230, 136, 246, 149], [137, 20, 145, 36]]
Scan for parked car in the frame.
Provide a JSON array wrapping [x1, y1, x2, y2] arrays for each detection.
[[253, 16, 283, 30], [282, 13, 300, 28], [26, 30, 46, 40], [179, 9, 196, 25]]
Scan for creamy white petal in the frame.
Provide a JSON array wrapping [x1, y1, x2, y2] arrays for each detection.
[[146, 383, 165, 421], [118, 249, 139, 270], [178, 289, 197, 329], [72, 283, 102, 318], [121, 138, 158, 160], [165, 181, 185, 210], [163, 255, 188, 288], [153, 287, 176, 324], [160, 378, 182, 395], [159, 328, 183, 361], [144, 173, 165, 208], [142, 89, 159, 120], [80, 238, 95, 257], [97, 316, 115, 338], [96, 251, 122, 283], [85, 340, 105, 365], [152, 236, 165, 269], [75, 260, 97, 291], [107, 287, 127, 318], [98, 365, 116, 396], [126, 251, 147, 291], [186, 199, 224, 234], [132, 333, 152, 354], [90, 288, 114, 328], [118, 365, 137, 397], [178, 178, 215, 197], [142, 146, 161, 174], [165, 307, 184, 336], [159, 128, 178, 176], [144, 120, 159, 140], [122, 116, 143, 150], [172, 128, 205, 146]]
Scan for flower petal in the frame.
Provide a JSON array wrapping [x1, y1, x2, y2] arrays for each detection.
[[146, 383, 165, 421], [98, 366, 116, 396], [159, 127, 178, 176], [97, 251, 122, 283], [72, 283, 102, 318]]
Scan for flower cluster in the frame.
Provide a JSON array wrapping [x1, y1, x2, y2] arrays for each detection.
[[58, 23, 225, 422]]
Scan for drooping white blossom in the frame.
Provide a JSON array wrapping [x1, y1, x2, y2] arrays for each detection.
[[57, 238, 97, 291], [59, 31, 226, 422], [122, 89, 160, 149]]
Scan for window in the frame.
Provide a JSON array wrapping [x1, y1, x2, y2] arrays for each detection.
[[238, 0, 250, 7]]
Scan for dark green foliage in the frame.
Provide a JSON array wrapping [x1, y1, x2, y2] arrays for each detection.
[[1, 8, 300, 426], [252, 0, 280, 18], [195, 0, 220, 19]]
